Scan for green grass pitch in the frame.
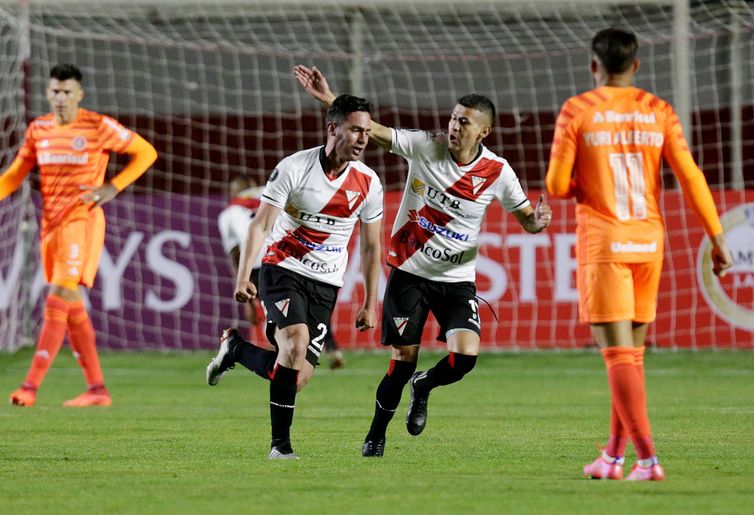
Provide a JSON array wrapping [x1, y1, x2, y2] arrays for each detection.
[[1, 348, 753, 514]]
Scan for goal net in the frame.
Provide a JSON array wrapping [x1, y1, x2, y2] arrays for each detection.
[[0, 0, 752, 351]]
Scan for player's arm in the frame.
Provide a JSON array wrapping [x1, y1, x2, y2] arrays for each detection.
[[665, 146, 733, 277], [234, 201, 281, 303], [512, 194, 552, 234], [545, 158, 575, 198], [545, 102, 579, 198], [0, 158, 34, 200], [355, 219, 382, 332], [293, 64, 393, 149], [81, 134, 158, 207]]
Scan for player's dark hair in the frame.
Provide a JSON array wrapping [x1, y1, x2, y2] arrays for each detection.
[[326, 94, 372, 124], [50, 64, 83, 83], [591, 28, 638, 75], [457, 94, 496, 126]]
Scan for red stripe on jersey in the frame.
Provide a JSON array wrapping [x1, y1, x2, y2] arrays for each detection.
[[229, 197, 261, 211], [444, 157, 503, 201], [319, 167, 372, 218], [593, 89, 609, 103], [263, 225, 331, 266], [387, 205, 454, 268], [635, 90, 647, 103], [575, 93, 596, 107], [648, 96, 661, 109]]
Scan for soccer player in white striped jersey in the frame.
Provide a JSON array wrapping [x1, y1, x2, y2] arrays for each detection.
[[207, 94, 383, 460], [295, 65, 552, 457]]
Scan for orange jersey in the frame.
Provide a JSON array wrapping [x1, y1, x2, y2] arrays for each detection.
[[18, 108, 134, 233], [546, 86, 723, 263]]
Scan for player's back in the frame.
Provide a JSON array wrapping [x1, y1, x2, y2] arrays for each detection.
[[556, 86, 682, 262]]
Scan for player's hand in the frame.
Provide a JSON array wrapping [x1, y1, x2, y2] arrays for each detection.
[[354, 307, 377, 332], [80, 183, 118, 208], [234, 280, 257, 303], [294, 65, 335, 106], [534, 194, 552, 230], [710, 235, 733, 278]]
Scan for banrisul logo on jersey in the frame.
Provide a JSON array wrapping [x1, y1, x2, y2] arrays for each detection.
[[698, 203, 754, 331]]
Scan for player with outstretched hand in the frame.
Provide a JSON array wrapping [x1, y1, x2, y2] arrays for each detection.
[[2, 64, 157, 407], [205, 94, 383, 459], [295, 64, 552, 458], [545, 28, 733, 481]]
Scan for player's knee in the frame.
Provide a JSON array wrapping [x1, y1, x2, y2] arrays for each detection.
[[449, 352, 477, 377]]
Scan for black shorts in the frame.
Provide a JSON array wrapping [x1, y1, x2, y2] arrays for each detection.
[[381, 267, 481, 347], [258, 264, 338, 367]]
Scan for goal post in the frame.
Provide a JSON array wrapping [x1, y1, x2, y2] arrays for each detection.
[[0, 0, 752, 351]]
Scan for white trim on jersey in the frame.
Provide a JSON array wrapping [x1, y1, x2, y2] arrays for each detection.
[[387, 128, 530, 282], [260, 146, 383, 287]]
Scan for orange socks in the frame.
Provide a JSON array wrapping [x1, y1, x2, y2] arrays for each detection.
[[67, 300, 105, 388], [606, 346, 646, 457], [23, 295, 70, 388], [601, 346, 655, 460]]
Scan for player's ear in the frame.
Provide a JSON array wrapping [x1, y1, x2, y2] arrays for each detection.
[[327, 121, 337, 137], [590, 57, 599, 74], [479, 125, 491, 140], [632, 58, 640, 75]]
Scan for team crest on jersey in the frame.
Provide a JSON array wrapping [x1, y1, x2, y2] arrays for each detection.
[[593, 112, 605, 123], [411, 178, 426, 195], [346, 190, 361, 210], [471, 176, 487, 195], [72, 136, 87, 151], [275, 298, 291, 317], [393, 317, 409, 336]]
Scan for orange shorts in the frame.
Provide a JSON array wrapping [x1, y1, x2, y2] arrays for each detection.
[[41, 210, 105, 289], [577, 261, 662, 324]]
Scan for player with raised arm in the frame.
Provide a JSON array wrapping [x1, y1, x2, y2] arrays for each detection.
[[545, 28, 733, 481], [2, 64, 157, 407], [295, 65, 552, 458], [205, 94, 383, 459]]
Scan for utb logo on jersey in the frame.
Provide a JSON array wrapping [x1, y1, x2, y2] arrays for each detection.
[[471, 176, 487, 195], [275, 298, 291, 318], [393, 317, 409, 336], [345, 190, 361, 210]]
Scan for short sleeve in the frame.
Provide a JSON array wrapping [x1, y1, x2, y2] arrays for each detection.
[[98, 115, 134, 153], [260, 156, 296, 209], [495, 162, 531, 212], [359, 174, 384, 223], [391, 128, 433, 160]]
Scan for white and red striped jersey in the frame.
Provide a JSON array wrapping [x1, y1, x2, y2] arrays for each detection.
[[218, 187, 264, 268], [260, 146, 384, 286], [387, 128, 530, 282]]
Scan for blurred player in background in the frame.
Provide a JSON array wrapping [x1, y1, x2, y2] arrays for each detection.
[[218, 175, 347, 368], [546, 28, 733, 481], [0, 64, 157, 407], [295, 65, 552, 458], [218, 175, 266, 334], [206, 94, 383, 459]]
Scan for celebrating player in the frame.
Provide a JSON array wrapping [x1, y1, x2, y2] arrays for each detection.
[[2, 64, 157, 407], [295, 65, 552, 457], [205, 94, 383, 459], [545, 28, 733, 480]]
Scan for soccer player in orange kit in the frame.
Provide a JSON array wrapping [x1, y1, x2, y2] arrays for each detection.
[[1, 64, 157, 407], [546, 28, 733, 480]]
